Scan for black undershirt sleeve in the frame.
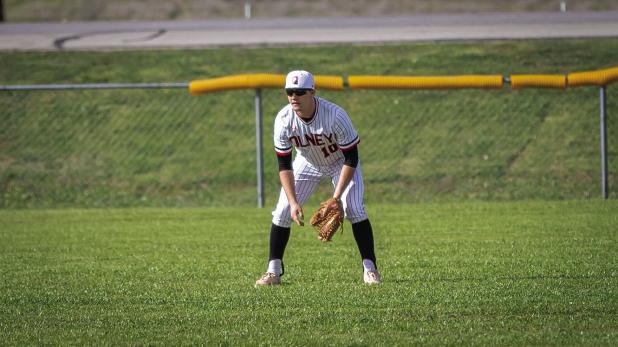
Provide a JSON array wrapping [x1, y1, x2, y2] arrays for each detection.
[[278, 147, 358, 171], [342, 147, 359, 168], [277, 153, 293, 171]]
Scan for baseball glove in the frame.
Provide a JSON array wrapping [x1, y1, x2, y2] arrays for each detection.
[[310, 197, 344, 242]]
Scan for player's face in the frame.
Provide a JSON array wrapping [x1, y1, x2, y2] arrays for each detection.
[[286, 88, 314, 112]]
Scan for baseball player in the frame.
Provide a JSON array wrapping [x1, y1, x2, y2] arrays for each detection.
[[255, 70, 381, 286]]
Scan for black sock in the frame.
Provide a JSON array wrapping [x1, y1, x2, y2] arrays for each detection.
[[269, 223, 290, 275], [352, 219, 377, 268], [269, 224, 290, 274]]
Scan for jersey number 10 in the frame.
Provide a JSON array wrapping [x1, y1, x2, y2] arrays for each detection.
[[320, 144, 339, 158]]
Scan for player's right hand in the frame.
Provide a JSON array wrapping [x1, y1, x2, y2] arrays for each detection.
[[291, 205, 304, 226]]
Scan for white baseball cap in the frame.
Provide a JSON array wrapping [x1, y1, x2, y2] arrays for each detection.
[[285, 70, 315, 90]]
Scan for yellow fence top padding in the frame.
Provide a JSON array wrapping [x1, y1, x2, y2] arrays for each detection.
[[189, 67, 618, 95], [189, 74, 284, 95], [189, 74, 344, 95], [348, 75, 504, 90], [510, 75, 567, 89], [314, 75, 345, 90], [568, 66, 618, 87]]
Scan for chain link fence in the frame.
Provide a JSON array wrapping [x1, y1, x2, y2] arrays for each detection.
[[0, 85, 615, 208]]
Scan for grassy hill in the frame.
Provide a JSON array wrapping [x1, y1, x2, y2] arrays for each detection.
[[0, 38, 617, 208]]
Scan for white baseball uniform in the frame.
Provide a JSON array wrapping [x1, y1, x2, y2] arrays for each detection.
[[272, 96, 368, 227]]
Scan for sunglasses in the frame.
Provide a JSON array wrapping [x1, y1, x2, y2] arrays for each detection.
[[285, 89, 310, 96]]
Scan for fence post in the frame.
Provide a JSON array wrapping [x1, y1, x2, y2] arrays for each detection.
[[600, 86, 609, 199], [255, 88, 265, 207]]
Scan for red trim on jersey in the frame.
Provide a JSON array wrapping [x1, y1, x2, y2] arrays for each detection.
[[340, 138, 360, 152], [275, 148, 293, 156]]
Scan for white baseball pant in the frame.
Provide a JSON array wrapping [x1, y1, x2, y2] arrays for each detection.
[[272, 157, 368, 228]]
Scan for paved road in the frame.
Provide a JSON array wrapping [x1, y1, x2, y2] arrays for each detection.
[[1, 11, 617, 50]]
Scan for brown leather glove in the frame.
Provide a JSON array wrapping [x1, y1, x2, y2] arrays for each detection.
[[310, 197, 344, 242]]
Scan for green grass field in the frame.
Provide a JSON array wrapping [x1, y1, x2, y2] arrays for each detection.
[[1, 201, 616, 345]]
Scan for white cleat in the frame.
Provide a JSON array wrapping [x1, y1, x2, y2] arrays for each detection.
[[363, 269, 382, 285], [255, 272, 281, 287]]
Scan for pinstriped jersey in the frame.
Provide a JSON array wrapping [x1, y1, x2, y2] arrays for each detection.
[[274, 97, 359, 167]]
